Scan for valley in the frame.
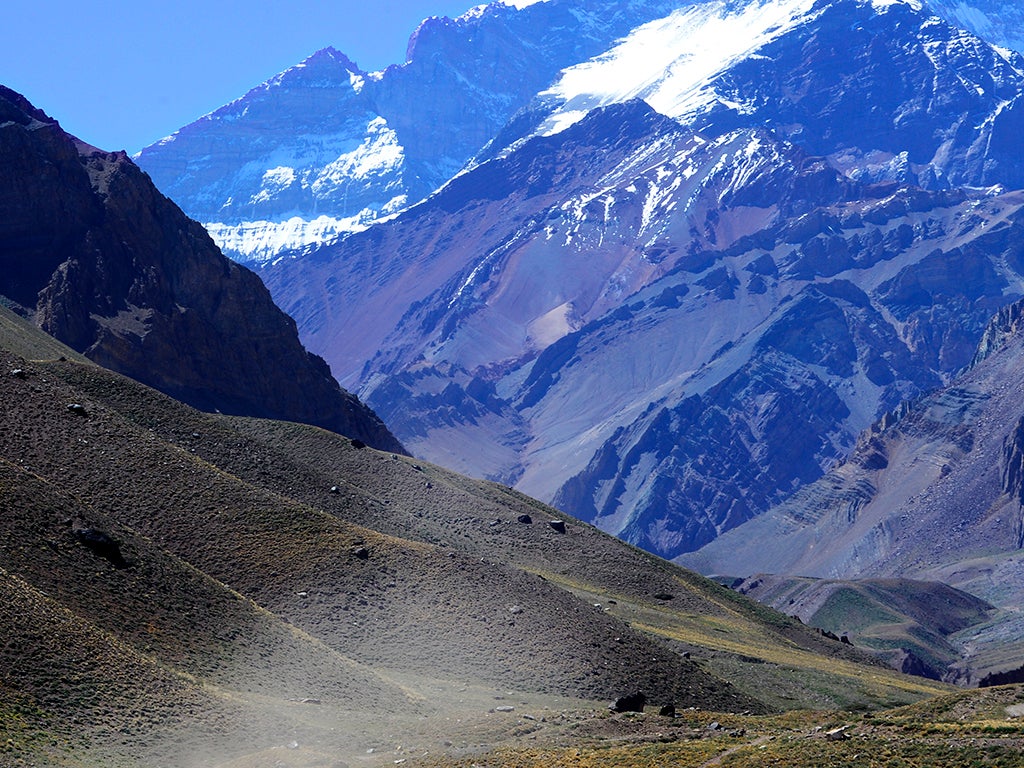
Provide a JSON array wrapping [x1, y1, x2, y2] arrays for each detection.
[[6, 0, 1024, 764]]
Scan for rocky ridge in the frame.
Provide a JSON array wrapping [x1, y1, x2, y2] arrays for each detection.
[[0, 303, 941, 766], [0, 85, 403, 452]]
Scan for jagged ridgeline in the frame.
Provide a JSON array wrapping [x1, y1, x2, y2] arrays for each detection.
[[239, 0, 1024, 563]]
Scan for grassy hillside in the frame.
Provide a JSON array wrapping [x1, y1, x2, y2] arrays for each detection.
[[0, 309, 955, 767], [734, 575, 996, 680]]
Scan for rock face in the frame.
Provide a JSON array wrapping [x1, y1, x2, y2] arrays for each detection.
[[134, 0, 1024, 266], [0, 85, 403, 453], [680, 294, 1024, 683], [261, 0, 1024, 560]]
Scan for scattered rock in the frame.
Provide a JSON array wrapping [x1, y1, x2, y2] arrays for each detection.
[[351, 439, 366, 449], [707, 721, 722, 731], [73, 527, 126, 568], [494, 706, 515, 712], [352, 546, 370, 559], [10, 369, 26, 379], [329, 485, 341, 494], [517, 514, 533, 524], [825, 725, 850, 741], [66, 403, 87, 416], [548, 519, 566, 534], [653, 592, 674, 601], [610, 692, 646, 713]]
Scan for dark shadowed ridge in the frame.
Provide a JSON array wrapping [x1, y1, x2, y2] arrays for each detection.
[[0, 85, 404, 453]]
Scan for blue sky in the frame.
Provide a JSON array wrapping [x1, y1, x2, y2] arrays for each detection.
[[2, 1, 488, 154]]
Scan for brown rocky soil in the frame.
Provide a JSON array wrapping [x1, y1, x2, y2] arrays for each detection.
[[0, 311, 950, 767]]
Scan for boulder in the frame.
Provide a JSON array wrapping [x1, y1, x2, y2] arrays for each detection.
[[610, 692, 646, 713]]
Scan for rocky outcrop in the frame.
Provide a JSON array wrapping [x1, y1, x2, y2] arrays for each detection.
[[0, 85, 404, 453]]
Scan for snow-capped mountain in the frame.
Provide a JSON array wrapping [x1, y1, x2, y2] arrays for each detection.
[[135, 0, 687, 263], [926, 0, 1024, 54], [137, 0, 1024, 266], [261, 0, 1024, 559], [496, 0, 1024, 191]]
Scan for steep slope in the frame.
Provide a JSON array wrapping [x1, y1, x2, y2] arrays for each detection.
[[0, 85, 402, 453], [504, 0, 1024, 191], [681, 296, 1024, 683], [264, 0, 1024, 561], [134, 0, 1024, 266], [0, 300, 948, 766], [135, 0, 686, 263]]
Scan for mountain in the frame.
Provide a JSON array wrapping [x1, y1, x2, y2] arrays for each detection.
[[259, 0, 1024, 561], [0, 303, 946, 767], [0, 85, 403, 452], [681, 295, 1024, 683], [732, 574, 995, 680], [134, 0, 689, 264], [133, 0, 1024, 267], [926, 0, 1024, 54]]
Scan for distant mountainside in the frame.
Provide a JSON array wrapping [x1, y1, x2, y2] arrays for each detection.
[[135, 0, 686, 263], [0, 305, 942, 767], [681, 295, 1024, 684], [0, 85, 403, 452], [260, 0, 1024, 561], [926, 0, 1024, 54], [134, 0, 1024, 266], [732, 574, 995, 681]]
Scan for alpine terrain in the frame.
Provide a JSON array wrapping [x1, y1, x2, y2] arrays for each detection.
[[235, 0, 1024, 563], [0, 90, 952, 764], [682, 294, 1024, 683], [7, 2, 1024, 765], [0, 85, 402, 452]]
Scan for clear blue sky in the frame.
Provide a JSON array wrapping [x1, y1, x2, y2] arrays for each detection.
[[1, 0, 489, 154]]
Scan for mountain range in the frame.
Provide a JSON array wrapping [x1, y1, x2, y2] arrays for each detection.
[[681, 293, 1024, 683], [134, 0, 1024, 683], [0, 225, 943, 765], [228, 0, 1024, 563], [8, 0, 1024, 761]]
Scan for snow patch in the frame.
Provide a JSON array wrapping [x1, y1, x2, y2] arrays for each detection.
[[250, 166, 297, 205], [205, 214, 379, 265], [870, 0, 923, 10], [537, 0, 820, 136]]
